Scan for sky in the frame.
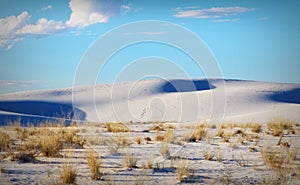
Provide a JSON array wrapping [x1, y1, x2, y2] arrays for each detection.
[[0, 0, 300, 94]]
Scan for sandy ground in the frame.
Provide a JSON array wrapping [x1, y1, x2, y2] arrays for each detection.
[[0, 121, 300, 185]]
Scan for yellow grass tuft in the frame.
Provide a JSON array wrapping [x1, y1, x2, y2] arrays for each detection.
[[104, 122, 131, 133], [176, 160, 189, 182], [0, 131, 11, 151], [87, 150, 102, 180], [60, 163, 77, 184], [39, 130, 62, 157]]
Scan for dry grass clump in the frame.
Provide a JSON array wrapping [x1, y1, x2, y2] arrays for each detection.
[[260, 143, 297, 171], [60, 129, 82, 144], [117, 135, 129, 146], [267, 119, 294, 136], [159, 142, 170, 158], [87, 150, 102, 180], [16, 128, 29, 141], [0, 131, 12, 151], [123, 150, 137, 169], [150, 123, 176, 132], [232, 129, 247, 137], [188, 122, 208, 142], [11, 151, 37, 163], [217, 148, 223, 162], [216, 124, 224, 137], [60, 163, 77, 184], [248, 122, 262, 133], [104, 122, 131, 133], [135, 137, 142, 144], [154, 132, 165, 142], [163, 129, 175, 143], [176, 160, 189, 182], [204, 149, 215, 161], [39, 130, 62, 157]]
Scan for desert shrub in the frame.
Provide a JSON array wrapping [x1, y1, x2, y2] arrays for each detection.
[[104, 122, 130, 132], [176, 160, 189, 182], [0, 131, 11, 151], [87, 150, 102, 180], [60, 163, 77, 184]]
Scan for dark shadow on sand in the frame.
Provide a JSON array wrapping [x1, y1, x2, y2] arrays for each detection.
[[0, 101, 86, 126], [269, 87, 300, 104], [159, 79, 215, 93]]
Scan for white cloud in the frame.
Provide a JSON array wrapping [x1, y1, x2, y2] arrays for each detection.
[[121, 4, 131, 14], [0, 0, 123, 49], [66, 0, 122, 28], [17, 18, 66, 35], [257, 17, 269, 21], [124, 31, 166, 36], [211, 18, 240, 23], [0, 11, 30, 49], [42, 5, 52, 11], [174, 7, 254, 19], [0, 80, 40, 86]]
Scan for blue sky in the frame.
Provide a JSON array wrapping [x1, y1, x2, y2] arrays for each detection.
[[0, 0, 299, 94]]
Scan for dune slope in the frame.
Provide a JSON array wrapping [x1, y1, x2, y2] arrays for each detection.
[[0, 79, 299, 125]]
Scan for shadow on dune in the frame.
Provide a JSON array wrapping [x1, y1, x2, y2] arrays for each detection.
[[159, 79, 215, 93], [269, 87, 300, 104], [0, 101, 86, 126]]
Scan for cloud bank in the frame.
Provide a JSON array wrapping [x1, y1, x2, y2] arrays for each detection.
[[0, 0, 123, 49], [174, 6, 254, 19]]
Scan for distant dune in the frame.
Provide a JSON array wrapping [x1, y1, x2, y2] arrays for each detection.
[[0, 79, 299, 125]]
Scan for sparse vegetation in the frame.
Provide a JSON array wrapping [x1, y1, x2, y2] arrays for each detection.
[[0, 119, 299, 184]]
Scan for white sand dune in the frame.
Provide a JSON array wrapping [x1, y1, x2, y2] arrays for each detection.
[[0, 79, 299, 125]]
